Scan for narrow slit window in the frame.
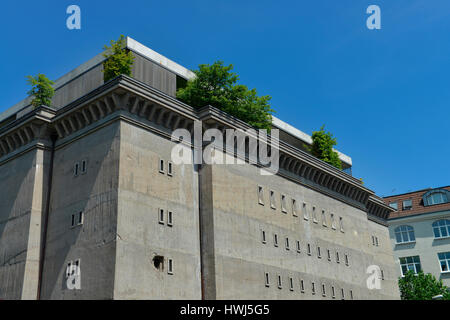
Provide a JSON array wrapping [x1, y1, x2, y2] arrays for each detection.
[[332, 286, 336, 299], [265, 272, 270, 287], [270, 191, 276, 209], [350, 290, 354, 300], [303, 202, 308, 220], [296, 240, 301, 253], [262, 230, 266, 244], [281, 195, 287, 213], [277, 275, 282, 289], [74, 162, 80, 177], [322, 284, 326, 297], [159, 159, 165, 173], [331, 213, 336, 229], [285, 237, 290, 250], [307, 243, 311, 256], [168, 258, 173, 274], [167, 161, 173, 176], [274, 234, 278, 247], [322, 210, 327, 227], [381, 269, 385, 280], [71, 214, 75, 227], [327, 249, 331, 261], [345, 254, 349, 266], [258, 186, 264, 205], [336, 251, 340, 263], [292, 199, 298, 216], [289, 277, 294, 291], [341, 288, 345, 300], [312, 282, 316, 295], [81, 159, 87, 174], [339, 217, 344, 232], [158, 208, 164, 224], [167, 211, 173, 227], [317, 246, 321, 258], [300, 279, 305, 292], [312, 206, 318, 223]]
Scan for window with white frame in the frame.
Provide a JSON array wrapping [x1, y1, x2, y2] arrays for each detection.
[[312, 206, 318, 223], [270, 191, 276, 209], [303, 203, 308, 220], [402, 199, 412, 211], [167, 211, 173, 227], [281, 195, 287, 213], [399, 256, 421, 276], [159, 159, 165, 173], [438, 252, 450, 273], [158, 208, 165, 224], [330, 213, 336, 229], [71, 211, 83, 227], [73, 162, 80, 177], [81, 159, 87, 174], [432, 219, 450, 239], [322, 210, 327, 227], [258, 186, 264, 205], [167, 161, 173, 176], [424, 191, 449, 206], [292, 199, 298, 216], [168, 258, 174, 274], [394, 225, 415, 243], [265, 272, 270, 287]]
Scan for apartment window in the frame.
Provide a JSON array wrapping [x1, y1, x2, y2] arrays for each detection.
[[303, 203, 308, 220], [296, 240, 301, 253], [372, 235, 376, 246], [345, 254, 349, 266], [277, 275, 282, 289], [331, 286, 336, 299], [339, 217, 344, 232], [350, 290, 354, 300], [327, 249, 331, 261], [289, 277, 294, 291], [300, 279, 305, 292], [285, 237, 290, 250], [274, 234, 279, 247], [261, 230, 267, 244], [381, 269, 385, 280], [341, 288, 345, 300], [258, 186, 264, 205], [158, 208, 165, 224], [265, 272, 270, 287], [322, 284, 326, 297], [167, 161, 173, 176], [425, 191, 448, 206], [402, 199, 412, 211], [432, 219, 450, 239], [322, 210, 327, 227], [317, 246, 321, 259], [168, 258, 174, 274], [71, 211, 83, 227], [73, 162, 80, 177], [80, 159, 87, 174], [395, 225, 415, 243], [159, 159, 165, 173], [438, 252, 450, 273], [400, 256, 421, 276], [336, 251, 340, 263], [389, 201, 398, 210], [330, 213, 336, 229], [375, 237, 379, 246], [307, 243, 311, 256], [281, 195, 287, 213], [311, 282, 316, 295], [312, 206, 318, 223], [270, 191, 276, 209], [167, 211, 173, 227], [292, 199, 298, 216]]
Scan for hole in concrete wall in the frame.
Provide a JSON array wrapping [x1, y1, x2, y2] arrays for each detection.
[[153, 255, 164, 271]]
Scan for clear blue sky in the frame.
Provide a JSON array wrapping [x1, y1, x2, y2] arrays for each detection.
[[1, 0, 449, 197]]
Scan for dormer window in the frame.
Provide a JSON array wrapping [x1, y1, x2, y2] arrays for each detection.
[[423, 189, 449, 206], [402, 199, 412, 211], [389, 202, 398, 211]]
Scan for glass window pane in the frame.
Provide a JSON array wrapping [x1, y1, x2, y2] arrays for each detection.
[[434, 228, 441, 238], [396, 233, 402, 243], [409, 231, 415, 241], [441, 227, 448, 237]]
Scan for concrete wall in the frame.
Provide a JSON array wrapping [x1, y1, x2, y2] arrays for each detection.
[[40, 122, 121, 299], [113, 121, 201, 299], [199, 151, 399, 299], [389, 211, 450, 287], [0, 147, 50, 300]]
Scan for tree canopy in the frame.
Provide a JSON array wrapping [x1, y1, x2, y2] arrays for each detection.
[[308, 125, 342, 170], [398, 270, 450, 300], [176, 61, 274, 131], [26, 73, 55, 108], [102, 35, 134, 82]]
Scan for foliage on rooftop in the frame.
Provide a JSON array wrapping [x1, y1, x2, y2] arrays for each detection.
[[26, 73, 55, 108], [176, 61, 274, 131], [308, 125, 342, 170], [103, 35, 134, 83], [398, 270, 450, 300]]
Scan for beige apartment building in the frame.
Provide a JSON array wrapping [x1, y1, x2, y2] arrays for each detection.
[[0, 37, 399, 300]]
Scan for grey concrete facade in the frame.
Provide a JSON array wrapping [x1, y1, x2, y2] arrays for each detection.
[[0, 39, 399, 300]]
